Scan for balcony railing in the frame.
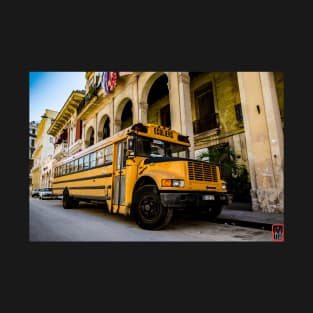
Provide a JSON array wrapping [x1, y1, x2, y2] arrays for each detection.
[[53, 142, 68, 161], [193, 115, 219, 135], [69, 139, 82, 155], [77, 86, 100, 115]]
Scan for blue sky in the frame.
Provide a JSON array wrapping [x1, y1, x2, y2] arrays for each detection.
[[29, 72, 86, 122]]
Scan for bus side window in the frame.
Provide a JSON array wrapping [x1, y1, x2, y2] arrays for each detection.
[[83, 155, 89, 170], [90, 152, 96, 168], [96, 149, 104, 166], [74, 159, 79, 172], [79, 157, 84, 171], [105, 145, 113, 163]]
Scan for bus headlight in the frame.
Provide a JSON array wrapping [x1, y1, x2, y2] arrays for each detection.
[[162, 179, 185, 187], [222, 182, 227, 190]]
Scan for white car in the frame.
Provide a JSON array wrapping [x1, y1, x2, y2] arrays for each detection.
[[39, 188, 57, 200], [31, 188, 41, 197]]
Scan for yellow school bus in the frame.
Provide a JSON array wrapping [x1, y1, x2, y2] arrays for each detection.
[[52, 123, 228, 230]]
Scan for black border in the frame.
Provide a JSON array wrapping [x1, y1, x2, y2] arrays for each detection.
[[7, 10, 303, 306]]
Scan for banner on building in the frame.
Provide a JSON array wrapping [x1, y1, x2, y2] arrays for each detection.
[[119, 72, 133, 76]]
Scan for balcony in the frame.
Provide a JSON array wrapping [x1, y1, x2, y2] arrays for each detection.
[[53, 142, 69, 161], [193, 114, 219, 135], [77, 86, 99, 116], [69, 139, 83, 156]]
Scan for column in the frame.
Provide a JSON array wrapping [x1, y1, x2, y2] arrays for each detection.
[[260, 72, 284, 212], [132, 75, 140, 124], [168, 72, 195, 159], [114, 119, 122, 133], [237, 72, 284, 213], [177, 72, 195, 159], [138, 102, 148, 124]]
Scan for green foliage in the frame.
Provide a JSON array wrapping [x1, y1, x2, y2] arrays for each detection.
[[198, 146, 251, 202]]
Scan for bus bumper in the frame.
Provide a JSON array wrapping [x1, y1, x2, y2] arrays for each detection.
[[159, 192, 228, 209]]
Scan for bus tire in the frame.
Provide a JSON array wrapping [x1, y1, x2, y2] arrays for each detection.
[[133, 185, 173, 230], [63, 189, 74, 209], [201, 205, 223, 220]]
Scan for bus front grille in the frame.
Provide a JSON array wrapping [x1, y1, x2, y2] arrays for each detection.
[[188, 161, 218, 182]]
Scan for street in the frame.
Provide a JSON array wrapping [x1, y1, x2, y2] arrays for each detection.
[[29, 197, 272, 242]]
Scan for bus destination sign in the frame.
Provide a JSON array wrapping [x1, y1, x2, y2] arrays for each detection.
[[153, 127, 174, 138]]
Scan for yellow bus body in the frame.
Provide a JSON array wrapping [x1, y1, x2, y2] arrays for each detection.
[[52, 123, 228, 230]]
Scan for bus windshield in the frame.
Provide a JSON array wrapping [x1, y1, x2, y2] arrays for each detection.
[[135, 136, 189, 159]]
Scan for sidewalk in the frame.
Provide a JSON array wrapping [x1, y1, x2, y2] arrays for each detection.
[[219, 202, 284, 225]]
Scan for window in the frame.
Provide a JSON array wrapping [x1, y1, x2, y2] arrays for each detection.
[[69, 161, 74, 173], [117, 141, 127, 170], [79, 158, 84, 171], [83, 155, 89, 170], [103, 118, 110, 139], [193, 82, 217, 134], [96, 149, 105, 166], [76, 120, 82, 140], [74, 160, 79, 172], [235, 103, 243, 123], [65, 163, 70, 174], [90, 152, 96, 168], [62, 164, 66, 175], [105, 145, 113, 163], [135, 136, 189, 159]]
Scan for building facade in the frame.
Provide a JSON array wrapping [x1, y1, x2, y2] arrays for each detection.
[[31, 109, 58, 189], [47, 72, 284, 213], [29, 121, 39, 188]]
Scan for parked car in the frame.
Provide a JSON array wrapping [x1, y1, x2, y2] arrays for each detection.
[[31, 188, 41, 197], [39, 187, 57, 200]]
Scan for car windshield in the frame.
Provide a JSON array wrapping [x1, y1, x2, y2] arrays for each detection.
[[135, 136, 189, 158], [42, 188, 52, 192]]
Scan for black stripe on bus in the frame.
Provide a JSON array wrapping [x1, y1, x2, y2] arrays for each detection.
[[53, 173, 112, 185], [68, 185, 106, 190], [53, 185, 110, 191], [74, 195, 110, 201]]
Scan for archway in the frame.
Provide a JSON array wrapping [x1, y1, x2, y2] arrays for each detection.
[[98, 114, 111, 140], [121, 100, 133, 130], [86, 126, 95, 147], [146, 74, 170, 127]]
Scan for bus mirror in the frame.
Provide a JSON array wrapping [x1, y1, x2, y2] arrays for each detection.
[[127, 136, 135, 157], [126, 150, 135, 158]]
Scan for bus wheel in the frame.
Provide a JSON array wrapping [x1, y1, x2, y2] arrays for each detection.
[[134, 185, 173, 230], [63, 189, 73, 209], [201, 205, 223, 220]]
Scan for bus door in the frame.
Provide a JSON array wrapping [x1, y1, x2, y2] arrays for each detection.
[[112, 140, 127, 214]]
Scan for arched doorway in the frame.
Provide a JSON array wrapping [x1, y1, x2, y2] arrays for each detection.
[[86, 126, 95, 147], [147, 74, 170, 127], [121, 100, 133, 130], [103, 117, 110, 139], [98, 115, 111, 140]]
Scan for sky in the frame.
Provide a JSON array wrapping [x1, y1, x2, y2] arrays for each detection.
[[29, 72, 86, 122]]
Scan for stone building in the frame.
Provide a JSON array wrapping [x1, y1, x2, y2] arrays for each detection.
[[31, 109, 58, 189], [48, 72, 284, 213], [29, 121, 39, 188]]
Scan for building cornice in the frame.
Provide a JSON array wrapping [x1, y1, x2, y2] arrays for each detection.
[[47, 90, 85, 137]]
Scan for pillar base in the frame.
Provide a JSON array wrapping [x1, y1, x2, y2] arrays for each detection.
[[251, 189, 284, 213]]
